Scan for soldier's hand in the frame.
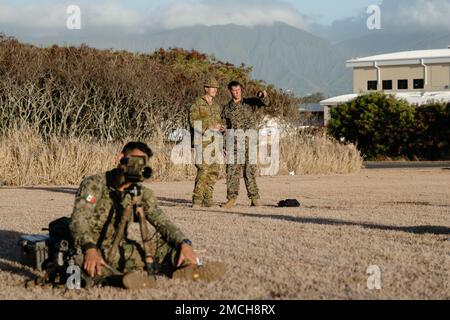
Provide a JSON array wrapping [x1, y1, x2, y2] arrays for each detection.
[[257, 90, 268, 99], [177, 244, 199, 267], [210, 123, 222, 132], [84, 248, 107, 277]]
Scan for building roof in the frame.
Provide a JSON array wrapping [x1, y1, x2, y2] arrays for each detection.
[[396, 91, 450, 105], [320, 91, 450, 106], [299, 103, 324, 112], [347, 48, 450, 68], [320, 94, 358, 106]]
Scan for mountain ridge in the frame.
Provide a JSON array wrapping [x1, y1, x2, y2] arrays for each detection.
[[17, 22, 450, 97], [21, 23, 352, 96]]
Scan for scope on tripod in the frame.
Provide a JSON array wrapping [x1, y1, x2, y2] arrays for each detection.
[[120, 156, 153, 183]]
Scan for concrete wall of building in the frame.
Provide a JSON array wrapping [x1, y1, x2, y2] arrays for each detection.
[[324, 106, 331, 126], [430, 64, 450, 90], [353, 63, 450, 93], [353, 67, 378, 93]]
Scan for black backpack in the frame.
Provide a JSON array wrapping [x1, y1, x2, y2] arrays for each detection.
[[48, 217, 74, 246], [277, 199, 301, 207], [31, 217, 78, 287]]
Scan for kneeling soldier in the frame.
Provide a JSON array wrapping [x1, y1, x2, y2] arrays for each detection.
[[70, 142, 224, 289]]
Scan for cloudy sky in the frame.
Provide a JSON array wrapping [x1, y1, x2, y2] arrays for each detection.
[[0, 0, 449, 39]]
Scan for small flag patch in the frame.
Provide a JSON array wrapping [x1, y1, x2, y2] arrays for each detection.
[[85, 194, 96, 204]]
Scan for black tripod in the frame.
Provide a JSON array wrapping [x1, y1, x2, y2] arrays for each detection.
[[108, 183, 159, 276]]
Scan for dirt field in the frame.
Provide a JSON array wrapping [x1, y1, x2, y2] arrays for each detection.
[[0, 168, 449, 300]]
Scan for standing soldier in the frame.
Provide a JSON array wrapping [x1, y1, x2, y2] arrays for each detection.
[[221, 81, 269, 208], [189, 78, 225, 208]]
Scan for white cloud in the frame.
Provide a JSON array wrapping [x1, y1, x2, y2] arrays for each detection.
[[150, 0, 306, 29], [0, 1, 145, 33], [85, 2, 144, 31], [0, 0, 306, 35], [1, 0, 449, 38], [327, 0, 450, 42], [0, 3, 68, 29], [383, 0, 450, 30]]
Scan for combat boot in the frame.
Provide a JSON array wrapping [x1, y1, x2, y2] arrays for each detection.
[[250, 199, 260, 207], [172, 262, 225, 282], [221, 198, 236, 208], [122, 271, 157, 290], [192, 200, 202, 209], [202, 200, 216, 208]]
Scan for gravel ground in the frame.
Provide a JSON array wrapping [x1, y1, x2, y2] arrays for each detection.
[[0, 168, 449, 300]]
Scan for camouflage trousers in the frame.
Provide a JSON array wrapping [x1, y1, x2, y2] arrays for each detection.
[[192, 144, 221, 204], [192, 142, 220, 204], [73, 237, 184, 287], [226, 161, 260, 200]]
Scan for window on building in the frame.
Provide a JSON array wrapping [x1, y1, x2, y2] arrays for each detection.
[[367, 81, 378, 91], [413, 79, 424, 89], [382, 80, 393, 90], [398, 79, 408, 90]]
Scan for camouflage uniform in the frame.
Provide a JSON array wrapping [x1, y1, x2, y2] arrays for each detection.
[[222, 96, 269, 200], [69, 172, 188, 285], [189, 96, 224, 205]]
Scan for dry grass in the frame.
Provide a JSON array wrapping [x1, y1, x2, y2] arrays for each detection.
[[0, 168, 449, 299], [0, 129, 118, 186], [279, 130, 363, 175], [0, 129, 197, 186], [0, 129, 362, 186]]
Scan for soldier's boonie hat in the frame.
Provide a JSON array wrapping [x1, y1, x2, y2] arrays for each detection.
[[204, 78, 220, 88]]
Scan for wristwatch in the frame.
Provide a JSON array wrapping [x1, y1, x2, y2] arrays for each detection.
[[82, 242, 98, 253], [181, 239, 192, 246]]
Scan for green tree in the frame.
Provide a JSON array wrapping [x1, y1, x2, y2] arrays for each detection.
[[329, 93, 415, 159], [414, 102, 450, 160]]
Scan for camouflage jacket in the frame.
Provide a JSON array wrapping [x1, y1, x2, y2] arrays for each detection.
[[222, 96, 270, 131], [189, 96, 223, 143], [69, 172, 187, 253]]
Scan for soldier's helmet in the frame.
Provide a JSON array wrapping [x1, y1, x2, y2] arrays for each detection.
[[204, 78, 220, 89]]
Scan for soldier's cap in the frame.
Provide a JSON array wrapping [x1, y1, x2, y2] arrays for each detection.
[[204, 78, 220, 88]]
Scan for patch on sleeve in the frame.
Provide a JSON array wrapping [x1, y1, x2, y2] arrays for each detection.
[[84, 194, 96, 204]]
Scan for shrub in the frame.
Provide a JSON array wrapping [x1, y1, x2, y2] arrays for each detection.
[[0, 36, 301, 140], [0, 36, 363, 186], [330, 93, 416, 159], [413, 102, 450, 160]]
